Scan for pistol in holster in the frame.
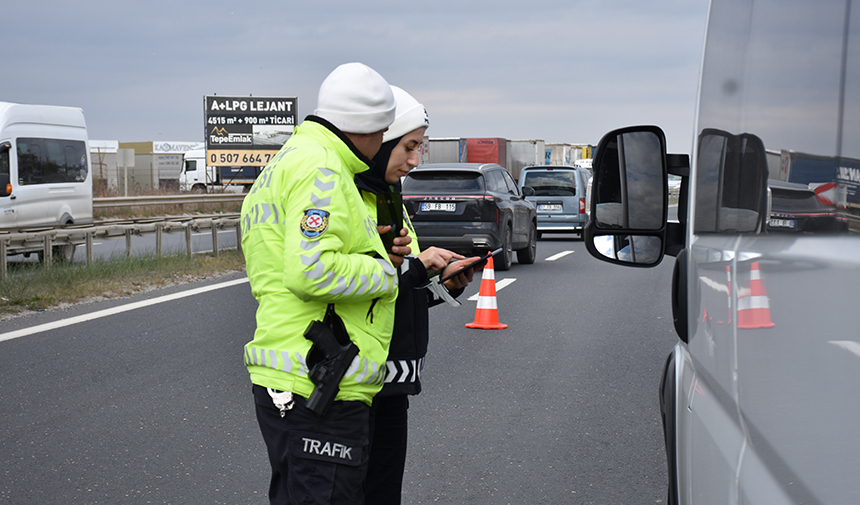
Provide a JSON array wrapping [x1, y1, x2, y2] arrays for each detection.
[[304, 304, 359, 416]]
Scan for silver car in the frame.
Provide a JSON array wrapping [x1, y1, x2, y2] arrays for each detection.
[[517, 165, 590, 239]]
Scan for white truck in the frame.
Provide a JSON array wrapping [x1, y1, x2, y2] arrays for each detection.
[[0, 102, 93, 261], [179, 148, 261, 193]]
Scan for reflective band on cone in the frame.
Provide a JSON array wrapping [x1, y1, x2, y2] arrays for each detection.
[[465, 256, 508, 330], [737, 261, 775, 329]]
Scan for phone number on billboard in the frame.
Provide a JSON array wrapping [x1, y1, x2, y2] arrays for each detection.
[[208, 150, 274, 166]]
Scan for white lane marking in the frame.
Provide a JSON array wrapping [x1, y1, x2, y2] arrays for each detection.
[[546, 250, 574, 261], [468, 278, 516, 301], [830, 340, 860, 358], [0, 277, 250, 343]]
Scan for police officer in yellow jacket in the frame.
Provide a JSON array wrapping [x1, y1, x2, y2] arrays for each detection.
[[241, 62, 407, 505]]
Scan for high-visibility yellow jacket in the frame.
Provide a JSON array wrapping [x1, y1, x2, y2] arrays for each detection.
[[240, 117, 398, 406]]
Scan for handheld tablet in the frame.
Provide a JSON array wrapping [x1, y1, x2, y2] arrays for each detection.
[[439, 248, 503, 283]]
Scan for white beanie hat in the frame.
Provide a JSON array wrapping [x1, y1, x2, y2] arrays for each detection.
[[314, 63, 396, 134], [383, 86, 430, 143]]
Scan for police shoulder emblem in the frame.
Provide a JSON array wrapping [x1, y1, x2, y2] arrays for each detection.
[[301, 209, 330, 239]]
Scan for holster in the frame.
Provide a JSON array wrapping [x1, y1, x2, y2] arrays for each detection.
[[304, 304, 359, 416]]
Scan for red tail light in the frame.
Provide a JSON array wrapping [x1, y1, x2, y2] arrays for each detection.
[[579, 198, 585, 214]]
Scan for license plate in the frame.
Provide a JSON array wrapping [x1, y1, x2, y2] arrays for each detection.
[[538, 204, 562, 211], [769, 218, 796, 228], [421, 202, 456, 212]]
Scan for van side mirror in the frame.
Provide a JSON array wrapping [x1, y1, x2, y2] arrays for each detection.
[[584, 125, 668, 267], [0, 173, 10, 197]]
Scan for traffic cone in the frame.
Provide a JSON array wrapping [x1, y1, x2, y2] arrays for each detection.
[[736, 261, 775, 329], [465, 256, 508, 330]]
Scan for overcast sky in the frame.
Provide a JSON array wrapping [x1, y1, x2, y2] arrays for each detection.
[[2, 1, 709, 153]]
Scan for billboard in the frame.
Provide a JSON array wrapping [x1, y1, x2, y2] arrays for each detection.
[[204, 96, 297, 167]]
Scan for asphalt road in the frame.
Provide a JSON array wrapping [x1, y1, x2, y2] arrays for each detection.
[[0, 235, 678, 504]]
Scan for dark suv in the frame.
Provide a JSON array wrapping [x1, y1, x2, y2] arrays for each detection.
[[767, 180, 848, 233], [401, 163, 537, 270]]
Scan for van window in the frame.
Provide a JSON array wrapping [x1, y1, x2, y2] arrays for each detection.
[[0, 144, 9, 180], [17, 138, 87, 185], [523, 170, 577, 196]]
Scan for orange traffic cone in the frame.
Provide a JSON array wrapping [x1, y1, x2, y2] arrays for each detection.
[[737, 261, 775, 329], [465, 256, 508, 330]]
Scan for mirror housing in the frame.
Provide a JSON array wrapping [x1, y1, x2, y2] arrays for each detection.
[[521, 186, 535, 197], [584, 125, 668, 267]]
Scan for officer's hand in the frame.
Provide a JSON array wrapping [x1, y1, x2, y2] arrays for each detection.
[[441, 257, 480, 289], [376, 225, 411, 268], [391, 227, 412, 256], [417, 247, 464, 272]]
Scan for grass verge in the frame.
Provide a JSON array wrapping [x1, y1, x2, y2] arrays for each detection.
[[0, 249, 245, 319]]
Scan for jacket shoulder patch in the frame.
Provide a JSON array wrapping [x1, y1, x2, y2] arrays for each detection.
[[301, 209, 330, 239]]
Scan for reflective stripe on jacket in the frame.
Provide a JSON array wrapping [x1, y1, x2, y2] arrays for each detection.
[[241, 117, 398, 405]]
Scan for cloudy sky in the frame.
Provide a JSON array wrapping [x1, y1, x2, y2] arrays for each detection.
[[2, 1, 709, 153]]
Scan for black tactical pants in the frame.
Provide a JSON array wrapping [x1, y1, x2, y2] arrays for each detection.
[[365, 395, 409, 505], [253, 385, 370, 505]]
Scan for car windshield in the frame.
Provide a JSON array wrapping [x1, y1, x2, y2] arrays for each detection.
[[402, 172, 484, 192], [522, 170, 577, 196]]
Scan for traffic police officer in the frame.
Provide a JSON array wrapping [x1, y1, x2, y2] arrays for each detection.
[[241, 62, 405, 505]]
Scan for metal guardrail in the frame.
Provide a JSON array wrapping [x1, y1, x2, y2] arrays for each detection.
[[1, 214, 241, 280], [93, 193, 246, 208]]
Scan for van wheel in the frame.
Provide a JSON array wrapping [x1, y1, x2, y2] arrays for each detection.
[[498, 225, 513, 271], [39, 244, 76, 264], [516, 222, 537, 264], [54, 244, 76, 263]]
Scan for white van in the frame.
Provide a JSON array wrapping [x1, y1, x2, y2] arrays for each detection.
[[0, 102, 93, 260], [584, 1, 858, 504]]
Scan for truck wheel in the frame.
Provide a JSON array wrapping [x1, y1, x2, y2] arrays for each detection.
[[191, 184, 206, 194]]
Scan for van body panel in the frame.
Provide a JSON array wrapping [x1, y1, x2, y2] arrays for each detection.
[[0, 102, 93, 231], [679, 0, 860, 502], [583, 0, 859, 502]]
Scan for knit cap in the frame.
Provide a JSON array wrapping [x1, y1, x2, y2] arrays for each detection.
[[383, 86, 430, 143], [314, 63, 396, 134]]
